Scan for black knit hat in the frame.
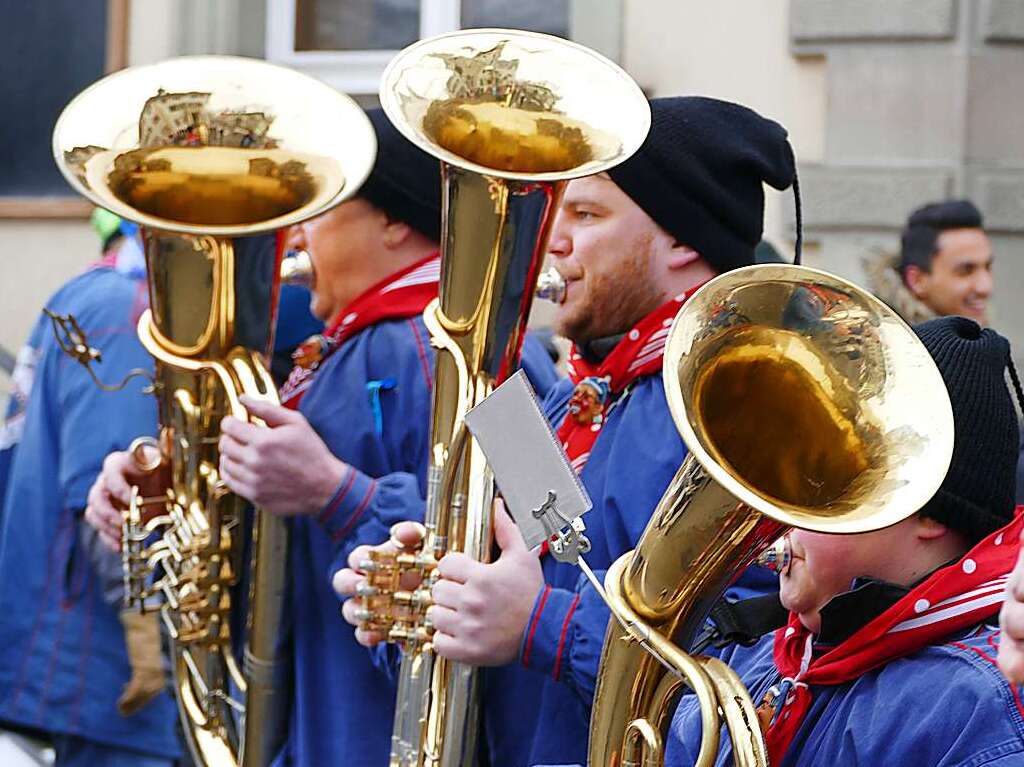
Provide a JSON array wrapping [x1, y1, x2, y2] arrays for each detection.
[[359, 108, 442, 242], [607, 96, 798, 274], [914, 316, 1019, 542]]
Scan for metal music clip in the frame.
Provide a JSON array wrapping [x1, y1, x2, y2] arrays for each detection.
[[532, 490, 591, 565]]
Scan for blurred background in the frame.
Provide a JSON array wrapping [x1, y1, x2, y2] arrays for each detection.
[[3, 0, 1024, 411]]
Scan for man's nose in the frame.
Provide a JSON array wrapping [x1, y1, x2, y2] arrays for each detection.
[[974, 266, 994, 297], [287, 224, 309, 252], [546, 223, 571, 259]]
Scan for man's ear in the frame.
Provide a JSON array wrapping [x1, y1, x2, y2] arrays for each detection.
[[667, 243, 701, 271], [381, 218, 413, 250], [915, 514, 952, 541], [904, 264, 930, 299]]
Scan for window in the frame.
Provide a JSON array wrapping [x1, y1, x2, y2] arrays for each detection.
[[294, 0, 421, 51], [266, 0, 618, 95]]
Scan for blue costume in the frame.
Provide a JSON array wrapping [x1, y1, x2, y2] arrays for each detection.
[[666, 623, 1024, 767], [348, 364, 775, 767], [0, 262, 180, 765], [277, 316, 557, 767]]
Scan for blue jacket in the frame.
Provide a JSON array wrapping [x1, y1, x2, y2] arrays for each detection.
[[493, 375, 776, 767], [0, 265, 180, 759], [666, 623, 1024, 766], [278, 318, 557, 767], [348, 371, 775, 767]]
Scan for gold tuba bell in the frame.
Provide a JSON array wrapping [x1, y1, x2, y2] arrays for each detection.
[[588, 264, 955, 767], [52, 56, 376, 767], [358, 29, 650, 767]]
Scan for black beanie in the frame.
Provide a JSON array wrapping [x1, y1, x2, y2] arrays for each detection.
[[607, 96, 797, 274], [359, 108, 442, 242], [914, 316, 1019, 542]]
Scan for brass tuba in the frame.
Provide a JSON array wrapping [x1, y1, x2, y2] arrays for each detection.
[[52, 56, 376, 767], [588, 264, 955, 767], [359, 29, 649, 767]]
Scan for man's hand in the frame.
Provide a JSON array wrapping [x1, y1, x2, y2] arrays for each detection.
[[428, 503, 543, 666], [334, 521, 426, 646], [218, 394, 347, 517], [85, 444, 169, 552], [998, 532, 1024, 684]]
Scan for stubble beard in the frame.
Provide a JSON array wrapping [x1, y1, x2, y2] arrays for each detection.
[[555, 237, 664, 345]]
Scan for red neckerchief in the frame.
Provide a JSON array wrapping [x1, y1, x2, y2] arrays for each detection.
[[279, 253, 440, 407], [556, 284, 705, 473], [764, 510, 1024, 764]]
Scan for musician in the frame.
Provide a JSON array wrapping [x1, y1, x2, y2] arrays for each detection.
[[84, 110, 557, 767], [0, 214, 180, 766], [335, 96, 800, 766], [668, 316, 1024, 767]]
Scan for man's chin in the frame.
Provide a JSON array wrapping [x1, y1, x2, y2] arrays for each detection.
[[960, 305, 988, 325], [551, 305, 585, 344], [309, 298, 331, 324]]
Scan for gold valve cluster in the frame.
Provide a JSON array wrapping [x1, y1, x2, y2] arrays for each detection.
[[120, 436, 241, 651], [360, 542, 437, 648]]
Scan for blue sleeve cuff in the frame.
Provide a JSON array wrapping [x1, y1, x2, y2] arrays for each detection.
[[519, 585, 581, 680], [316, 465, 378, 544]]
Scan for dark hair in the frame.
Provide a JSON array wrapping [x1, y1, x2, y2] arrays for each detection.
[[899, 199, 984, 276]]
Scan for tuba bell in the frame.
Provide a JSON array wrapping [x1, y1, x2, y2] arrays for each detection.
[[588, 263, 955, 766], [52, 56, 376, 767], [358, 29, 649, 767]]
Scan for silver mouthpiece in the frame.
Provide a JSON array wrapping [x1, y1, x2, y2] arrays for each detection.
[[535, 267, 567, 304], [756, 536, 792, 575], [280, 249, 313, 288]]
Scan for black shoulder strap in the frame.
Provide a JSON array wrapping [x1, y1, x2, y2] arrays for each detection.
[[691, 593, 789, 655]]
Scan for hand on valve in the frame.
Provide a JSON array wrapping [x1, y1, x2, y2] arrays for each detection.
[[85, 440, 169, 552], [334, 501, 544, 666]]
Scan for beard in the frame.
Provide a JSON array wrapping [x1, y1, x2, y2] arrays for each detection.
[[554, 236, 664, 344]]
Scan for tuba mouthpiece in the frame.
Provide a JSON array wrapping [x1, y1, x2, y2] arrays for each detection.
[[536, 267, 567, 304], [756, 536, 792, 575], [280, 249, 313, 288]]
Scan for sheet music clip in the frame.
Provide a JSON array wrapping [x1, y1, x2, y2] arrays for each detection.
[[533, 490, 591, 565]]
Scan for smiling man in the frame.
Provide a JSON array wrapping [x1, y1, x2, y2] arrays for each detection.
[[865, 199, 993, 325]]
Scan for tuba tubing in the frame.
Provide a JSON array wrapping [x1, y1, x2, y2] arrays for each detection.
[[367, 28, 651, 767]]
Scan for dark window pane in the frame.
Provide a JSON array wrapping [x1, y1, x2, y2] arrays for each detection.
[[460, 0, 570, 38], [295, 0, 420, 51]]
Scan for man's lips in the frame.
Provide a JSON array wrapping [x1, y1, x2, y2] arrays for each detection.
[[963, 298, 987, 313]]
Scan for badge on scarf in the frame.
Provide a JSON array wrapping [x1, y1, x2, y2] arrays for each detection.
[[291, 334, 332, 370], [567, 375, 611, 427]]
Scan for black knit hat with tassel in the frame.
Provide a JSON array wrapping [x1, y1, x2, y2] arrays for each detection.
[[607, 96, 800, 273], [914, 316, 1019, 542]]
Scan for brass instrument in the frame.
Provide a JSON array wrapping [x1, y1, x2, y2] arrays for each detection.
[[360, 29, 649, 767], [53, 56, 376, 767], [587, 264, 955, 767]]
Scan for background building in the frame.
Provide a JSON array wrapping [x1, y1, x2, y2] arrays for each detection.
[[3, 0, 1024, 408]]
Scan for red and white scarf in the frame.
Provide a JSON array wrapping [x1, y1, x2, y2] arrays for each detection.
[[279, 253, 440, 407], [765, 510, 1024, 763], [556, 284, 705, 473]]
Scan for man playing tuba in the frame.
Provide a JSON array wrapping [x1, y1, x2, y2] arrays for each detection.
[[335, 96, 801, 767], [668, 317, 1024, 767], [85, 109, 557, 767]]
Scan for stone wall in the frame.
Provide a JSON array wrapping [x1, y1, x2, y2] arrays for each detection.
[[788, 0, 1024, 345]]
